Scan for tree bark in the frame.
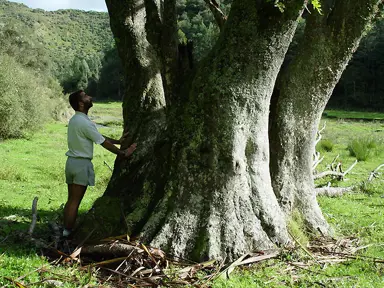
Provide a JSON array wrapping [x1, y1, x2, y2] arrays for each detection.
[[269, 0, 381, 233], [142, 0, 304, 261]]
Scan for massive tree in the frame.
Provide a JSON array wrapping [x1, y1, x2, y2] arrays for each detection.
[[78, 0, 381, 261]]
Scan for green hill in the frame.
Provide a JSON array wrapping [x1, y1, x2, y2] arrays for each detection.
[[0, 0, 114, 92]]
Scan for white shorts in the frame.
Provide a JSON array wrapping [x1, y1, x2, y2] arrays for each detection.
[[65, 157, 95, 186]]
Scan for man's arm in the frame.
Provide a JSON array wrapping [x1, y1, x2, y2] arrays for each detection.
[[101, 140, 125, 156], [101, 140, 137, 157], [102, 132, 129, 145], [102, 136, 119, 145]]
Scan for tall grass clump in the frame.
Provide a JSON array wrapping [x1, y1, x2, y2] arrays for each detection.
[[347, 137, 377, 161], [0, 54, 66, 139], [317, 139, 334, 152], [288, 210, 309, 247]]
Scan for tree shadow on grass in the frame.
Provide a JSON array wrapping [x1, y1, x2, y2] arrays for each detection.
[[0, 204, 95, 247], [0, 206, 64, 255]]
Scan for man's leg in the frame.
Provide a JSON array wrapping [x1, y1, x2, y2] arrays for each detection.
[[63, 184, 87, 234]]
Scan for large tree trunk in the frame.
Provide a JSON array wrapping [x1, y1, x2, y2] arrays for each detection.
[[143, 1, 303, 261], [77, 0, 381, 262], [77, 0, 303, 262], [269, 0, 381, 232]]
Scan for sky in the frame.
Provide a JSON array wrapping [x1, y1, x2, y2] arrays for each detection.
[[9, 0, 107, 12]]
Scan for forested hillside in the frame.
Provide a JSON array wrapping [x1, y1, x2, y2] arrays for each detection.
[[0, 0, 114, 94], [0, 0, 119, 139], [0, 0, 383, 140]]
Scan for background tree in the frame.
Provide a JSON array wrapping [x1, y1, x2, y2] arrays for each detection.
[[96, 47, 125, 100], [329, 14, 384, 110], [269, 0, 382, 233]]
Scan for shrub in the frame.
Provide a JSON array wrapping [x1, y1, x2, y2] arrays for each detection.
[[0, 166, 28, 181], [347, 138, 377, 161], [0, 54, 66, 139], [317, 139, 334, 152], [360, 182, 382, 195], [288, 210, 309, 247]]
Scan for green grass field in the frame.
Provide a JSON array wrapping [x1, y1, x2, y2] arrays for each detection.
[[1, 104, 384, 287]]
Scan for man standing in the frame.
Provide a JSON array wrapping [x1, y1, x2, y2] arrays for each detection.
[[63, 90, 136, 238]]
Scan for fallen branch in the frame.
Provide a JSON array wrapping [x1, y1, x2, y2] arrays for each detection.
[[343, 160, 358, 175], [313, 123, 327, 169], [329, 154, 340, 171], [314, 171, 344, 180], [219, 251, 279, 279], [314, 160, 358, 180], [237, 252, 279, 266], [313, 153, 325, 170], [28, 197, 39, 236], [316, 186, 353, 197], [288, 231, 320, 266], [81, 243, 144, 257], [104, 160, 113, 172], [368, 163, 384, 181], [315, 122, 327, 147]]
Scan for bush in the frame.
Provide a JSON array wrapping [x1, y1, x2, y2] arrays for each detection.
[[347, 138, 377, 161], [0, 54, 66, 139], [288, 210, 309, 247], [317, 139, 334, 152], [360, 182, 382, 195]]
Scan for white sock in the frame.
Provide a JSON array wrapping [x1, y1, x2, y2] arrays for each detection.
[[62, 229, 72, 237]]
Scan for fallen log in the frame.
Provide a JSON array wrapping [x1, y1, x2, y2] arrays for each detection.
[[316, 186, 353, 197]]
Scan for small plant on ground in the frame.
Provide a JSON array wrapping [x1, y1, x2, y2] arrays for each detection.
[[317, 139, 334, 152], [347, 138, 377, 161], [287, 210, 309, 247], [359, 181, 383, 195]]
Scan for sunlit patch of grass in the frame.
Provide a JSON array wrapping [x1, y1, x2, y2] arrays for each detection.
[[0, 248, 100, 287], [324, 110, 384, 120], [89, 102, 122, 119], [0, 166, 28, 182]]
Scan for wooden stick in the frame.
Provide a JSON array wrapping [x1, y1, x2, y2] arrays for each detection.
[[288, 231, 321, 266], [81, 243, 145, 256], [104, 160, 113, 172], [343, 160, 358, 176], [314, 160, 357, 180], [314, 122, 327, 147], [368, 163, 384, 181], [314, 171, 343, 180], [28, 197, 39, 236]]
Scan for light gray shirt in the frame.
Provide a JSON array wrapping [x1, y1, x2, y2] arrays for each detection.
[[66, 112, 105, 159]]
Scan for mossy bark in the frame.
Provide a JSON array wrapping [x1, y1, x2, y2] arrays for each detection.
[[269, 0, 381, 233]]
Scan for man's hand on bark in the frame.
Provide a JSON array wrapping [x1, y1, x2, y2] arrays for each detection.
[[123, 143, 137, 158]]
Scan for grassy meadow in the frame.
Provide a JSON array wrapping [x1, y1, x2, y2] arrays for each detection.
[[1, 104, 384, 287]]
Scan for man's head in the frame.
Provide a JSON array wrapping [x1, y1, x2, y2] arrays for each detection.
[[69, 90, 93, 113]]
